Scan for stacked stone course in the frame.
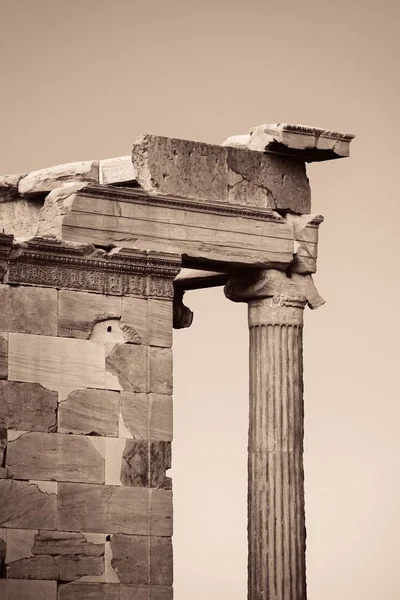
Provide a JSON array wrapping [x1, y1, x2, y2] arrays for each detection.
[[0, 235, 179, 599]]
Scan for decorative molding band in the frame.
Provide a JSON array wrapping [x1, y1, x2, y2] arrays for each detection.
[[4, 238, 181, 299], [275, 123, 355, 141], [78, 185, 286, 223]]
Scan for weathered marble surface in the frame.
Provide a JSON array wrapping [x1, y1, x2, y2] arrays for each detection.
[[0, 381, 57, 432], [18, 161, 99, 197], [58, 389, 120, 437], [0, 285, 57, 336], [132, 134, 311, 213], [0, 480, 57, 529]]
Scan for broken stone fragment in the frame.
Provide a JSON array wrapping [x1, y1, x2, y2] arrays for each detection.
[[18, 161, 99, 197], [224, 123, 354, 162], [36, 182, 88, 238], [132, 134, 311, 213], [100, 156, 136, 186], [110, 534, 148, 584], [32, 531, 105, 557], [7, 431, 106, 484], [0, 197, 42, 239], [0, 173, 25, 202], [0, 381, 57, 432], [58, 388, 120, 437], [0, 479, 57, 530], [6, 553, 105, 581]]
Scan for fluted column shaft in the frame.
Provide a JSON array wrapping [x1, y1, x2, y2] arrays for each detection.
[[225, 270, 324, 600], [248, 298, 306, 600]]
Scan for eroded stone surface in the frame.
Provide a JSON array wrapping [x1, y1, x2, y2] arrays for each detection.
[[0, 480, 57, 529], [120, 440, 148, 487], [150, 490, 172, 537], [149, 348, 172, 394], [58, 582, 119, 600], [33, 531, 105, 556], [150, 442, 171, 489], [0, 429, 6, 466], [0, 334, 7, 379], [110, 534, 148, 585], [58, 290, 122, 339], [0, 579, 57, 599], [150, 395, 173, 442], [18, 161, 99, 197], [0, 174, 25, 202], [0, 285, 57, 335], [149, 537, 172, 586], [0, 381, 57, 432], [0, 199, 42, 239], [58, 389, 120, 437], [7, 432, 105, 483], [106, 344, 148, 392], [6, 554, 104, 581], [120, 393, 148, 440], [132, 134, 311, 213], [100, 156, 136, 185], [36, 183, 88, 238], [58, 483, 149, 535]]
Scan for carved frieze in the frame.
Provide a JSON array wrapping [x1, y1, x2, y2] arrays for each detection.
[[4, 238, 181, 299]]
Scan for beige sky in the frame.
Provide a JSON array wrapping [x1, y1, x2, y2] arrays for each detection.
[[1, 0, 399, 598]]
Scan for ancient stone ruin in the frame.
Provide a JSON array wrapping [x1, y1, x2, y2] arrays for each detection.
[[0, 123, 354, 599]]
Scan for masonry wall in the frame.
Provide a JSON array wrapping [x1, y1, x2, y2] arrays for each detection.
[[0, 247, 177, 600]]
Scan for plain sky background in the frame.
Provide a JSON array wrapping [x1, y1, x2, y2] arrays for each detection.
[[1, 1, 399, 598]]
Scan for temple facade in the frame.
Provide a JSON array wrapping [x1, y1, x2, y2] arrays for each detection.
[[0, 124, 353, 600]]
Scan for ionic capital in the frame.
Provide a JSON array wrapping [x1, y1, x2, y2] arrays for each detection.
[[224, 269, 325, 310]]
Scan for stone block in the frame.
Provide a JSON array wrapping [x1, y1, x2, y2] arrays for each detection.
[[110, 534, 148, 584], [0, 199, 41, 239], [132, 134, 311, 213], [148, 300, 172, 348], [100, 156, 136, 185], [0, 579, 56, 599], [0, 381, 57, 432], [150, 490, 172, 537], [120, 440, 148, 487], [149, 537, 172, 586], [150, 395, 172, 442], [121, 296, 149, 345], [120, 392, 149, 440], [0, 285, 57, 335], [6, 554, 104, 581], [18, 161, 99, 197], [0, 428, 6, 465], [0, 174, 25, 202], [58, 582, 119, 600], [150, 442, 171, 489], [119, 586, 173, 600], [7, 432, 105, 483], [149, 348, 172, 394], [8, 333, 106, 389], [33, 531, 106, 556], [58, 483, 149, 535], [58, 290, 122, 339], [106, 344, 147, 392], [0, 333, 7, 379], [0, 479, 57, 529], [58, 388, 120, 437]]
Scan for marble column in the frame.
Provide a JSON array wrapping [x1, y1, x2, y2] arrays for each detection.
[[225, 270, 324, 600]]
